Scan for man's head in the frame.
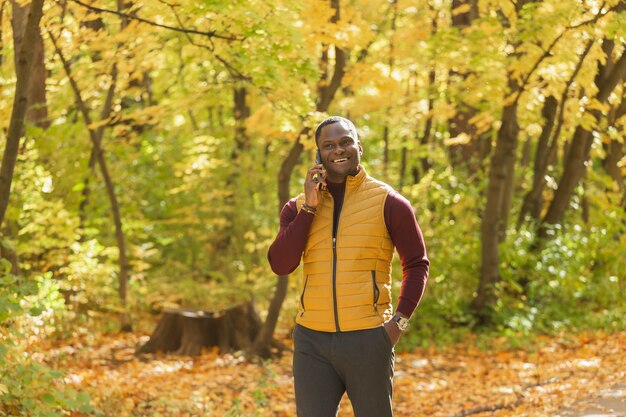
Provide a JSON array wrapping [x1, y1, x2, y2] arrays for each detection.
[[315, 116, 362, 183], [315, 116, 358, 144]]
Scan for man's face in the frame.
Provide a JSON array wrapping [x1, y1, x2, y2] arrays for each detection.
[[317, 121, 362, 183]]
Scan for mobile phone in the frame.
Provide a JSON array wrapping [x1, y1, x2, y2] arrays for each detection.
[[312, 149, 322, 184]]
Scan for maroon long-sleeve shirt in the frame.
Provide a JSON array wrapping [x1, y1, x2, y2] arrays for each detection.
[[268, 179, 429, 319]]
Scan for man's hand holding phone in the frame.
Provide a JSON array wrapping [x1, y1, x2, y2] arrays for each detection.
[[304, 150, 325, 210]]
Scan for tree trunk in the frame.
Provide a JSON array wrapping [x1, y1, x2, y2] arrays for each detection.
[[233, 85, 250, 155], [0, 0, 44, 228], [0, 0, 6, 67], [74, 11, 107, 242], [602, 97, 626, 191], [0, 222, 19, 274], [498, 102, 518, 243], [252, 135, 304, 358], [420, 73, 435, 177], [413, 46, 436, 184], [399, 143, 407, 190], [603, 137, 624, 192], [10, 0, 48, 128], [410, 4, 437, 185], [252, 0, 345, 358], [214, 83, 250, 254], [93, 125, 132, 331], [519, 40, 593, 225], [78, 148, 97, 242], [383, 0, 397, 182], [518, 96, 557, 224], [473, 0, 573, 293], [383, 124, 389, 179], [137, 302, 262, 356], [452, 0, 478, 25], [49, 31, 132, 331], [448, 0, 483, 172], [540, 49, 626, 237], [581, 177, 589, 223], [53, 0, 134, 330], [539, 125, 594, 235], [499, 161, 517, 237], [520, 137, 532, 168], [471, 95, 519, 317]]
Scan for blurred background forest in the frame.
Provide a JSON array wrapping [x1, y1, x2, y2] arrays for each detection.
[[1, 0, 625, 414]]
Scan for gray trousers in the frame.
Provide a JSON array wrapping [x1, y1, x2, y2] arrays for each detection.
[[293, 324, 395, 417]]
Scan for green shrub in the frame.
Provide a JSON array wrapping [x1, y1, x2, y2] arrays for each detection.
[[0, 267, 93, 416]]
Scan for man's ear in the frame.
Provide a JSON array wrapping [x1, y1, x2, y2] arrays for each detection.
[[358, 141, 363, 154]]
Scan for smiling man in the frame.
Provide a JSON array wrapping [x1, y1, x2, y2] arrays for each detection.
[[268, 116, 429, 417]]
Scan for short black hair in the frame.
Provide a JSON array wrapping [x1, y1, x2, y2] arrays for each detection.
[[315, 116, 358, 144]]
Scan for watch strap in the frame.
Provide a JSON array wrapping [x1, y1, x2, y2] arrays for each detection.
[[393, 315, 409, 331]]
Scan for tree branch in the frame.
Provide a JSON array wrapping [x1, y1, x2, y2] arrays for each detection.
[[96, 63, 118, 141], [597, 52, 626, 103], [545, 39, 595, 163], [156, 0, 252, 84], [315, 0, 347, 111], [512, 2, 608, 104], [68, 0, 243, 41], [567, 2, 622, 29], [48, 29, 96, 129]]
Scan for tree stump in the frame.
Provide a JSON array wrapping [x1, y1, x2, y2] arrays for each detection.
[[136, 301, 261, 356]]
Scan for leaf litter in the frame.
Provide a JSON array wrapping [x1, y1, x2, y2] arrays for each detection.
[[40, 330, 625, 416]]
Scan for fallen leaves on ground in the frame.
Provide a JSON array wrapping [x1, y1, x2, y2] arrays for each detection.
[[40, 330, 625, 417]]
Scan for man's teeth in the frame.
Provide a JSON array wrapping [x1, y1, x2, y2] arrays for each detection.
[[333, 158, 348, 162]]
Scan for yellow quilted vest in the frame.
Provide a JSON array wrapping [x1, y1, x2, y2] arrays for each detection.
[[295, 167, 395, 332]]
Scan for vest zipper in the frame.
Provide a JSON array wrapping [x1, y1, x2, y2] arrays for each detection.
[[332, 236, 340, 332], [300, 275, 308, 317]]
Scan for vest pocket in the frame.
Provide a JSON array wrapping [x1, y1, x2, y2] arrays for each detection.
[[300, 275, 309, 316], [372, 270, 380, 312]]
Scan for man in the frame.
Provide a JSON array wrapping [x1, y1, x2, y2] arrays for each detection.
[[268, 116, 429, 417]]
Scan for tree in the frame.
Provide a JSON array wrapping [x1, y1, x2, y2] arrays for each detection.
[[472, 0, 541, 317], [470, 1, 621, 317], [251, 0, 348, 358], [0, 0, 44, 228], [447, 0, 486, 172], [540, 39, 626, 237], [517, 40, 593, 224], [10, 0, 48, 128]]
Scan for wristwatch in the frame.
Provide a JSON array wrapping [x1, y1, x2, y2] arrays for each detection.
[[393, 315, 409, 331]]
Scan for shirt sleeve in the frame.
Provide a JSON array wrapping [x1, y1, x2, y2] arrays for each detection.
[[267, 198, 315, 275], [384, 191, 430, 318]]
